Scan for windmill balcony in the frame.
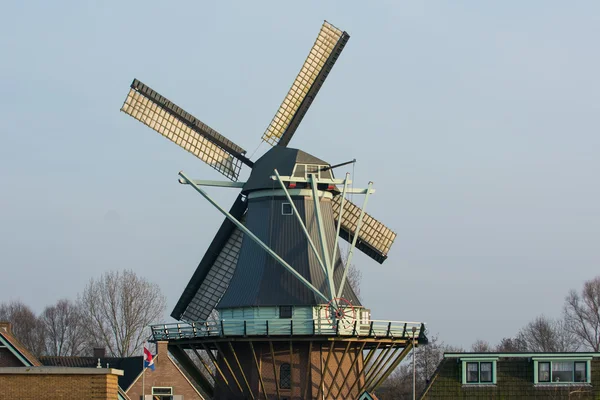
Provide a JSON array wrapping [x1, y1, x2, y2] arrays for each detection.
[[151, 318, 426, 342]]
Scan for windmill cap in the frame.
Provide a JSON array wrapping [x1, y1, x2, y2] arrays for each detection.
[[242, 147, 333, 194]]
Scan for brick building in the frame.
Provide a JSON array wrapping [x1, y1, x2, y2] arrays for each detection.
[[421, 352, 600, 399], [0, 322, 41, 367], [41, 341, 204, 400]]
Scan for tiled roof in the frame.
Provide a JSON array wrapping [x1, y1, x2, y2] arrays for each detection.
[[0, 328, 42, 366], [40, 356, 144, 391]]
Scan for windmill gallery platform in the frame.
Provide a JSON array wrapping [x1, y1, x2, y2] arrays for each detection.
[[120, 20, 427, 400]]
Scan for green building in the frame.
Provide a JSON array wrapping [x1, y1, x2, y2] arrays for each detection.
[[422, 352, 600, 399]]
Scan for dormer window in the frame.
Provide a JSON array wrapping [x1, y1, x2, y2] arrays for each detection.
[[279, 306, 293, 318]]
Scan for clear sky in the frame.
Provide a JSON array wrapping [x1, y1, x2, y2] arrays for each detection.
[[1, 1, 598, 349]]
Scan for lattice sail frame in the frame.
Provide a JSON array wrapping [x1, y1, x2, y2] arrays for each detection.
[[121, 80, 245, 181], [262, 21, 348, 146], [332, 195, 397, 258]]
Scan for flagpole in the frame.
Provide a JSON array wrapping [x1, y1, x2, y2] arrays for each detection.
[[142, 342, 146, 399]]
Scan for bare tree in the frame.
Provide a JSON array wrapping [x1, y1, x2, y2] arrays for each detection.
[[41, 299, 87, 356], [471, 339, 492, 352], [347, 263, 363, 301], [564, 276, 600, 351], [495, 337, 527, 352], [516, 315, 579, 352], [377, 333, 463, 399], [0, 301, 45, 356], [80, 270, 166, 357], [340, 251, 362, 301]]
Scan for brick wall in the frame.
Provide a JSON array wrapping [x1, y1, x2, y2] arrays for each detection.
[[0, 367, 120, 400], [126, 341, 203, 400], [0, 348, 24, 367]]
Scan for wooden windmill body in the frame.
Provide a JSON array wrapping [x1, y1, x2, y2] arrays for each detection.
[[121, 21, 427, 400]]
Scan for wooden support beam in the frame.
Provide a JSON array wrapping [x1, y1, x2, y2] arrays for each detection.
[[249, 342, 269, 400], [327, 341, 352, 399], [333, 342, 366, 399], [169, 345, 214, 398], [360, 346, 395, 394], [347, 342, 381, 395], [304, 341, 313, 399], [370, 342, 413, 391], [190, 344, 215, 381], [214, 342, 244, 394], [268, 341, 281, 400], [362, 345, 402, 392], [228, 342, 255, 400], [289, 341, 294, 398], [317, 342, 335, 399], [199, 342, 233, 394]]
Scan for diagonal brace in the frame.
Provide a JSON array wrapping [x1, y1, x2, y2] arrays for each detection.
[[179, 171, 329, 304]]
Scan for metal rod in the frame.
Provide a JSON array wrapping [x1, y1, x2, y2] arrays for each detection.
[[249, 342, 268, 400], [273, 169, 328, 278], [179, 171, 329, 304], [320, 159, 356, 171], [317, 342, 335, 399], [413, 327, 417, 400], [178, 179, 246, 188], [214, 342, 243, 393], [269, 341, 281, 400], [228, 342, 255, 399], [336, 181, 373, 299], [330, 173, 350, 271], [310, 173, 336, 301]]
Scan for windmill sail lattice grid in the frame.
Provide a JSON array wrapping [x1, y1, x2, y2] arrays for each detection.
[[262, 21, 349, 147], [332, 195, 397, 259], [121, 80, 246, 180]]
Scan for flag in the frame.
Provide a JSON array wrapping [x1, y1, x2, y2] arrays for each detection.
[[143, 345, 155, 371]]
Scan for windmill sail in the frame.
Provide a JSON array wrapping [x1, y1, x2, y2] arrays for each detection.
[[171, 195, 247, 321], [121, 79, 252, 181], [332, 196, 397, 263], [262, 21, 350, 147]]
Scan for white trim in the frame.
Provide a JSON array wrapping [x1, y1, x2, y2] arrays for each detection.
[[248, 189, 333, 200], [281, 202, 293, 215], [151, 386, 173, 395]]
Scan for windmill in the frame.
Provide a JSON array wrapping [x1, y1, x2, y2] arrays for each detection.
[[121, 21, 426, 400]]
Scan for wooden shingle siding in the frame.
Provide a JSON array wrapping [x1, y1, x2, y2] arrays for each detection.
[[423, 359, 600, 399]]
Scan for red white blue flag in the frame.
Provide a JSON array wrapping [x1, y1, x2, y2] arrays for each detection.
[[143, 345, 155, 371]]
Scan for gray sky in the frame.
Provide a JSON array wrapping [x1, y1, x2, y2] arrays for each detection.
[[1, 1, 598, 349]]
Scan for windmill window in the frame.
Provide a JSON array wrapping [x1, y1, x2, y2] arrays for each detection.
[[293, 164, 306, 178], [282, 203, 293, 215], [280, 363, 291, 389], [279, 306, 293, 318]]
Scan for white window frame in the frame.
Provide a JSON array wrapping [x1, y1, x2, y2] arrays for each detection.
[[281, 202, 293, 215], [460, 358, 498, 385], [533, 358, 592, 385], [152, 387, 173, 395]]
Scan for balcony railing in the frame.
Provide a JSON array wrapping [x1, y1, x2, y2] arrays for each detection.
[[151, 318, 425, 341]]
